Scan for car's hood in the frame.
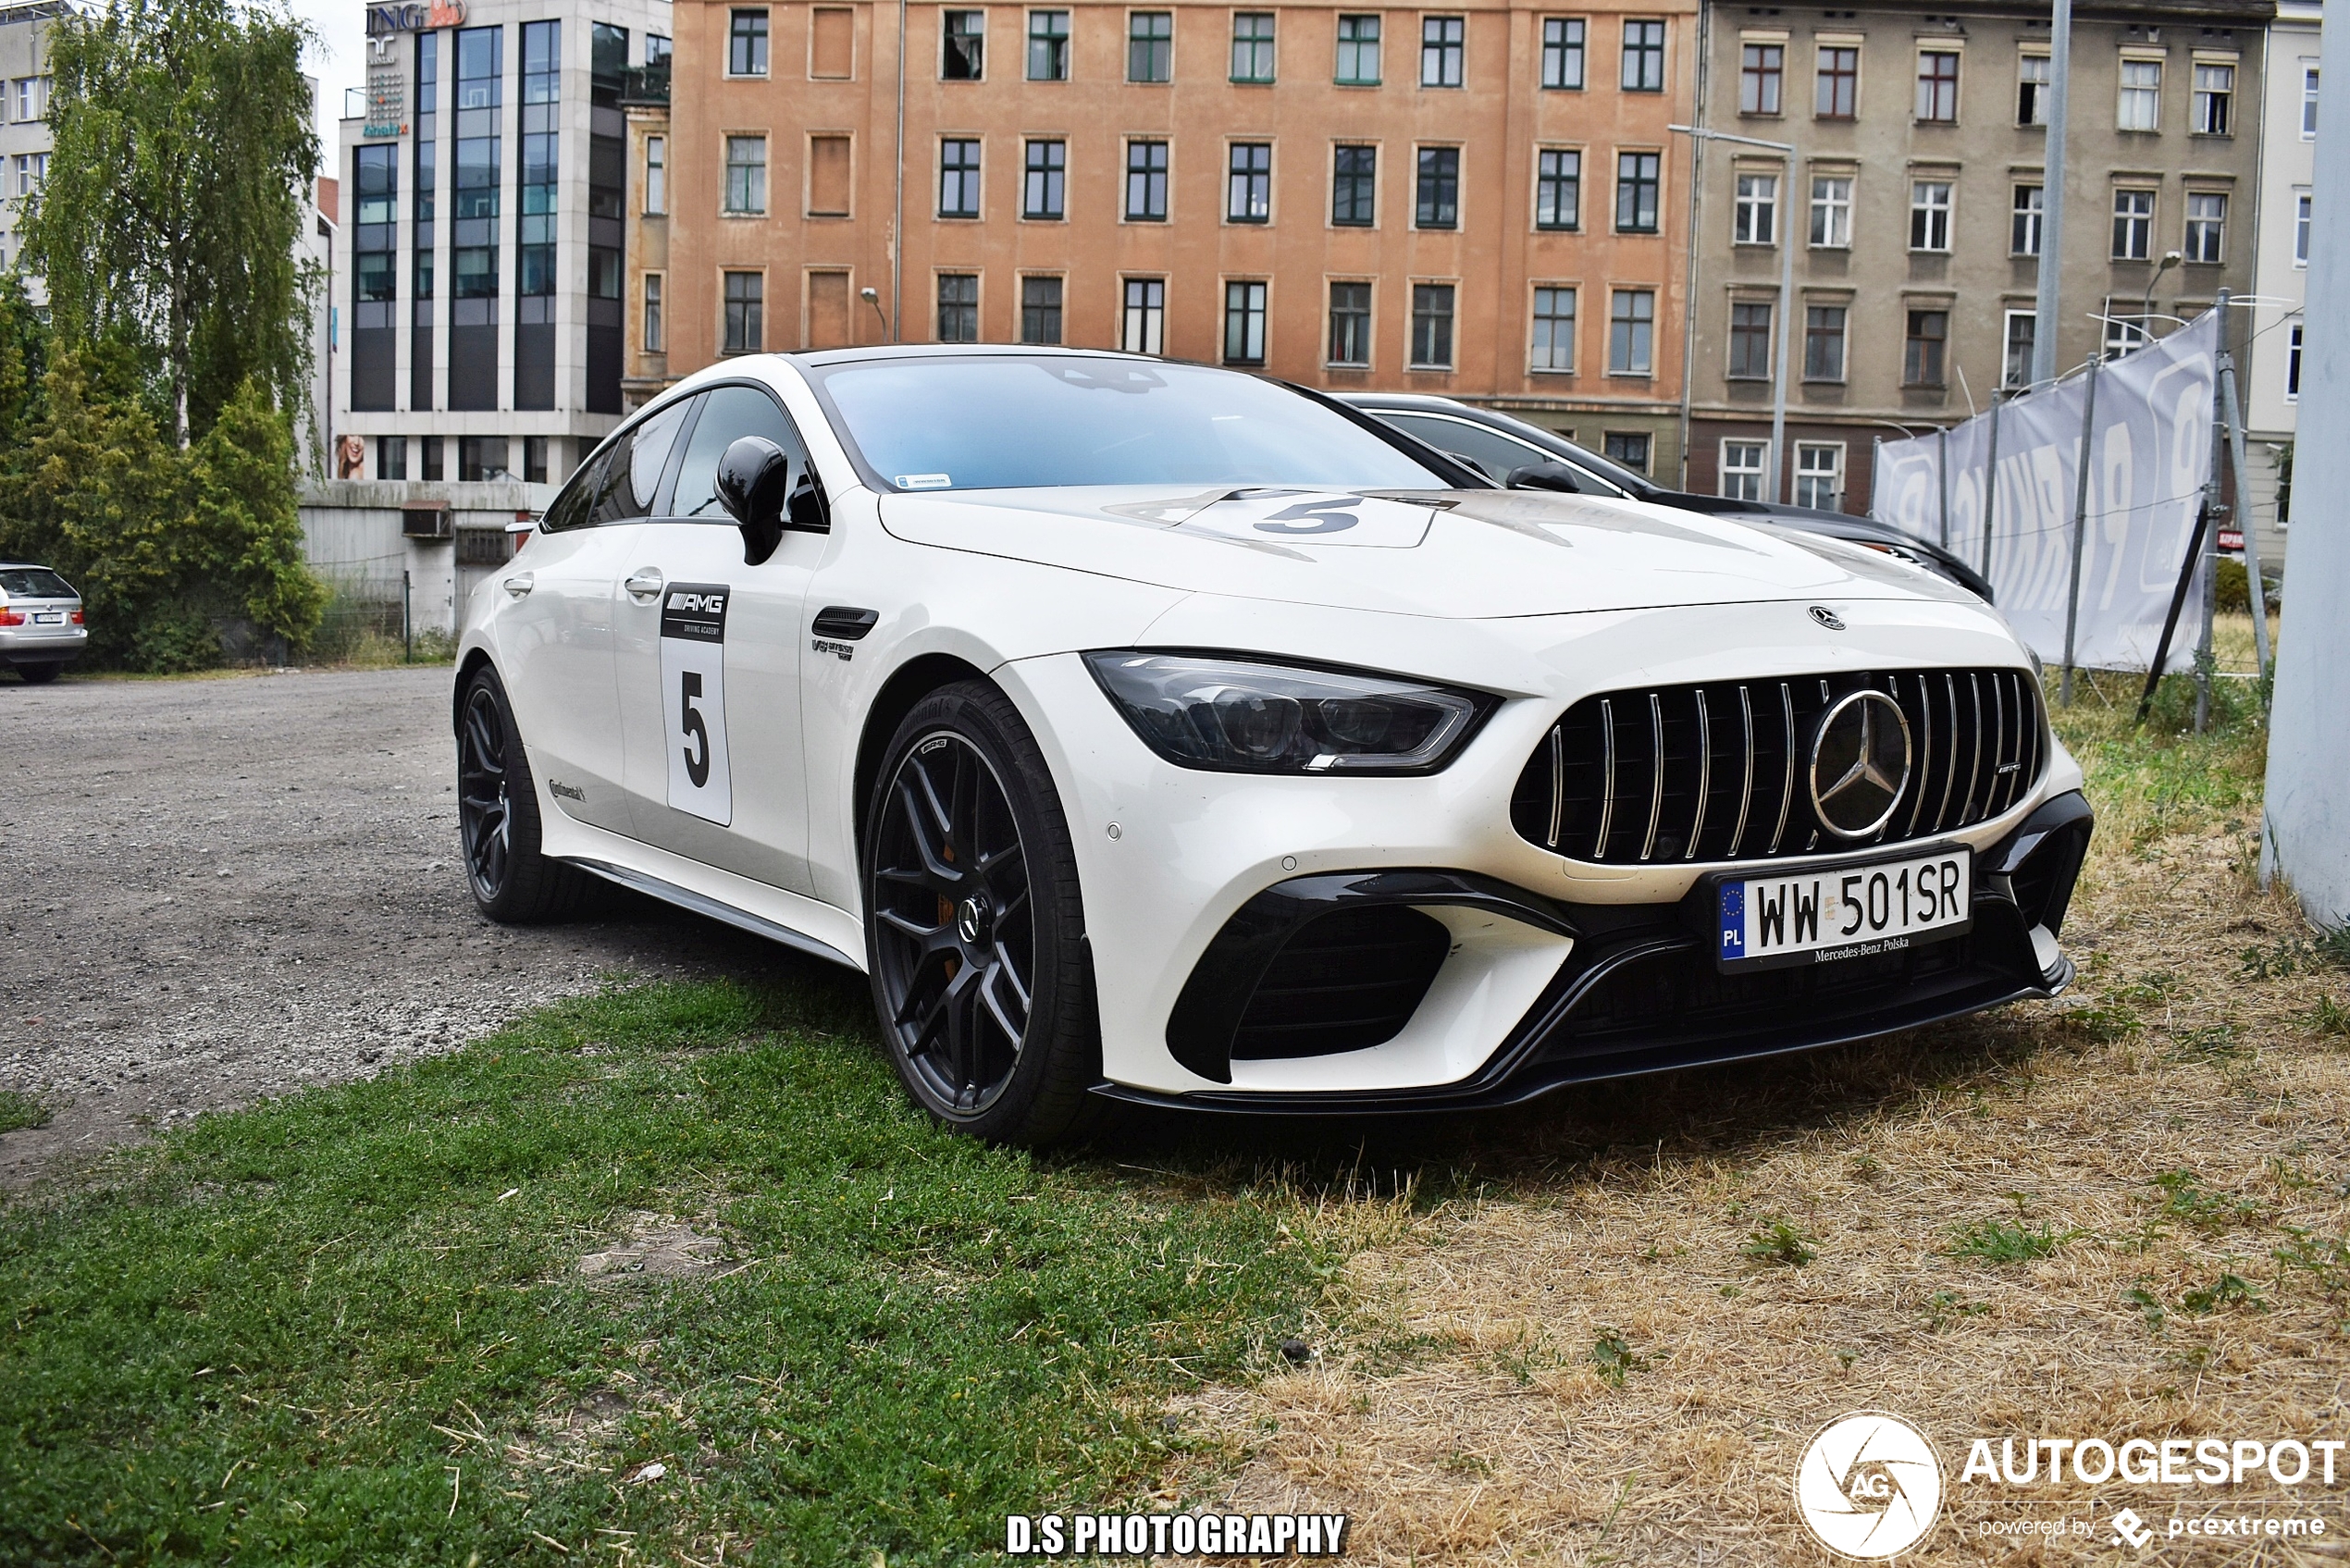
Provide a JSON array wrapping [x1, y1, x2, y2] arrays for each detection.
[[877, 485, 1970, 619]]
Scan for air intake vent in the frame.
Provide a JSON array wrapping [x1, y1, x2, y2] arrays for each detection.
[[1510, 668, 2045, 865], [1229, 905, 1451, 1061]]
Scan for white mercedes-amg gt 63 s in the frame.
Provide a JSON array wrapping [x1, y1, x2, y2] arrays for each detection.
[[454, 347, 2093, 1144]]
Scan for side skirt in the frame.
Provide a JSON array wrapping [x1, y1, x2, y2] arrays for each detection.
[[562, 857, 865, 971]]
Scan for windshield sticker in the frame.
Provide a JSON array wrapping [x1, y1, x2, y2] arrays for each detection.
[[895, 473, 953, 489], [1177, 489, 1434, 549]]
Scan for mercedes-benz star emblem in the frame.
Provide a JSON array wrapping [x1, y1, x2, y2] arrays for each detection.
[[1810, 606, 1847, 631], [1810, 690, 1913, 840]]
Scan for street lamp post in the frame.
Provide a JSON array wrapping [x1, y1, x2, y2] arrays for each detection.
[[1673, 124, 1797, 505]]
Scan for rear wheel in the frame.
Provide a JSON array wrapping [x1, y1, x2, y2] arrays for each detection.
[[16, 663, 59, 685], [457, 666, 591, 923], [863, 682, 1101, 1145]]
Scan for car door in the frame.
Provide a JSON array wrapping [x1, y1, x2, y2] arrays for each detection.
[[612, 381, 822, 892]]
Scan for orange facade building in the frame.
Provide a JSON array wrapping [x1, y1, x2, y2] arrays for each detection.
[[661, 0, 1696, 473]]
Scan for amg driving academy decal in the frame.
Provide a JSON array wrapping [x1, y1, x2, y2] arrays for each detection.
[[660, 583, 732, 826]]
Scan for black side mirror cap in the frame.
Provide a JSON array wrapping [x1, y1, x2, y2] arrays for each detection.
[[1505, 461, 1588, 494], [716, 436, 793, 564], [787, 466, 831, 536]]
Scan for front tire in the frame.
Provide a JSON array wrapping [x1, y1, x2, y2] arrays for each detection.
[[863, 682, 1101, 1145], [457, 665, 591, 923]]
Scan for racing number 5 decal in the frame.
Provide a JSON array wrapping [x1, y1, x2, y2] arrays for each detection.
[[659, 584, 733, 825], [1255, 495, 1364, 535]]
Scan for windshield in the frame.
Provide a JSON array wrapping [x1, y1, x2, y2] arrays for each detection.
[[0, 568, 74, 599], [808, 355, 1453, 493]]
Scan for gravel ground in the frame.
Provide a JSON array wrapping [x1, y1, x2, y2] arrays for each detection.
[[0, 663, 846, 1190]]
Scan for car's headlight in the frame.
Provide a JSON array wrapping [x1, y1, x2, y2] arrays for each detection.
[[1082, 651, 1492, 774]]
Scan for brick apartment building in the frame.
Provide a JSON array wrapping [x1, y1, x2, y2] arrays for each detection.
[[659, 0, 1699, 475]]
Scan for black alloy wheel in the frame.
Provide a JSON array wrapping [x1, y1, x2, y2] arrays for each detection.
[[865, 683, 1100, 1143], [455, 666, 588, 923]]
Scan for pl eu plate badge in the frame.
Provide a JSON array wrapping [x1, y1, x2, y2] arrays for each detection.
[[660, 583, 733, 826]]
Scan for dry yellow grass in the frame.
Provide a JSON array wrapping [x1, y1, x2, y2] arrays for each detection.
[[1160, 627, 2350, 1564]]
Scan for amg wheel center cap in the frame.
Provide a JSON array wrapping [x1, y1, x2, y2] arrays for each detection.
[[956, 895, 991, 945], [1810, 690, 1913, 839]]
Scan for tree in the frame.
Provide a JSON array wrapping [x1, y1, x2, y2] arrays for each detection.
[[21, 0, 317, 446]]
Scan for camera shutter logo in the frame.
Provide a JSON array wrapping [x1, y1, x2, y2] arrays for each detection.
[[1793, 1411, 1943, 1560], [1809, 690, 1912, 840]]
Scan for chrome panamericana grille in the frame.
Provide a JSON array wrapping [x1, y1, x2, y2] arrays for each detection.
[[1509, 668, 2046, 865]]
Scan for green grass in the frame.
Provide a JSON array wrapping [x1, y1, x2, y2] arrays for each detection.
[[1947, 1216, 2073, 1265], [0, 1089, 48, 1134], [0, 981, 1338, 1566]]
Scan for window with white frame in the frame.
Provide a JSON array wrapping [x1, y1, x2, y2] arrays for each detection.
[[2192, 61, 2232, 133], [2011, 183, 2042, 255], [2103, 315, 2149, 359], [11, 77, 43, 121], [645, 135, 666, 214], [1720, 438, 1767, 500], [2118, 57, 2160, 130], [1531, 285, 1576, 370], [1910, 179, 1951, 251], [2183, 191, 2225, 262], [2002, 310, 2035, 388], [2288, 323, 2304, 400], [2111, 187, 2153, 260], [1810, 175, 1850, 247], [643, 273, 663, 351], [2297, 191, 2312, 266], [2017, 53, 2048, 125], [2305, 65, 2320, 139], [1733, 171, 1777, 244], [1793, 442, 1843, 511]]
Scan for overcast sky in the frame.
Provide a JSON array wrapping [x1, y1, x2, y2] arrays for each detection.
[[284, 0, 368, 165]]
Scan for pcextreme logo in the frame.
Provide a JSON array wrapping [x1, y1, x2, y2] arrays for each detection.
[[1793, 1411, 1946, 1560]]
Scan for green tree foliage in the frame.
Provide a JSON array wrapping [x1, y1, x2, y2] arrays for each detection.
[[22, 0, 317, 445]]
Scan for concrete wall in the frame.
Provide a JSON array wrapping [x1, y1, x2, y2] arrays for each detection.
[[299, 477, 554, 635]]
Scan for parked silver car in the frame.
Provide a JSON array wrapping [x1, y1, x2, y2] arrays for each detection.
[[0, 564, 87, 683]]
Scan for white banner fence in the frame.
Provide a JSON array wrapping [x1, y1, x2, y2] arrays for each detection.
[[1870, 310, 2218, 671]]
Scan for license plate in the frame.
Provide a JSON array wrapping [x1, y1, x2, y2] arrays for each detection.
[[32, 611, 62, 623], [1716, 848, 1971, 973]]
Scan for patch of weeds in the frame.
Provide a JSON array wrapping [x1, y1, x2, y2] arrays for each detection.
[[1590, 1327, 1648, 1388], [2113, 972, 2183, 1008], [1848, 1154, 1884, 1183], [2171, 1022, 2249, 1061], [0, 1090, 48, 1135], [1739, 1216, 1816, 1268], [2061, 1001, 2144, 1044], [1948, 1217, 2073, 1265], [2121, 1285, 2167, 1335], [2272, 1228, 2350, 1300], [2152, 1169, 2263, 1232], [2181, 1271, 2266, 1315], [1441, 1450, 1496, 1478], [1923, 1291, 1990, 1333], [2309, 995, 2350, 1041]]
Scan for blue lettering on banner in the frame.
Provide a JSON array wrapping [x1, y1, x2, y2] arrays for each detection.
[[1719, 883, 1745, 960]]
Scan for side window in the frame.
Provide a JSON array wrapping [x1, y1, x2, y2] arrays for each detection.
[[588, 396, 697, 525], [539, 448, 606, 532], [664, 383, 809, 521], [1383, 413, 1582, 487]]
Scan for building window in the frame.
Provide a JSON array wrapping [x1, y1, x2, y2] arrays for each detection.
[[1410, 282, 1454, 368], [2288, 323, 2304, 399], [1416, 147, 1460, 228], [1020, 276, 1063, 345], [1793, 443, 1843, 511], [1536, 149, 1580, 230], [1615, 151, 1660, 232], [514, 17, 562, 313], [1332, 145, 1376, 225], [1621, 19, 1664, 91], [1541, 19, 1585, 89], [1228, 142, 1271, 221], [938, 138, 981, 217], [523, 436, 550, 485], [1122, 277, 1165, 353], [644, 135, 666, 215], [2192, 63, 2232, 134], [1531, 285, 1576, 371], [2118, 58, 2160, 130], [1803, 303, 1846, 380], [421, 436, 445, 481], [1224, 279, 1268, 363], [2111, 187, 2153, 260], [937, 273, 979, 340], [2183, 191, 2225, 263], [724, 271, 763, 352], [2018, 54, 2048, 125], [2305, 66, 2320, 139], [1728, 300, 1774, 378], [943, 10, 984, 79], [2002, 310, 2035, 388], [1608, 288, 1653, 374], [1605, 431, 1651, 472], [1903, 308, 1947, 386], [1809, 175, 1850, 247], [1420, 16, 1464, 87], [1231, 12, 1275, 81], [459, 436, 507, 482], [1909, 179, 1951, 251], [1329, 280, 1372, 365], [1733, 172, 1777, 244], [377, 436, 408, 480], [1816, 44, 1857, 117], [12, 150, 49, 195], [2104, 315, 2151, 358], [1337, 14, 1381, 83], [11, 75, 44, 122], [1740, 43, 1782, 115], [451, 25, 501, 306], [1125, 140, 1169, 219], [2296, 191, 2311, 265], [1028, 10, 1070, 80], [1720, 439, 1766, 500], [728, 9, 769, 75], [644, 273, 664, 351], [2011, 184, 2043, 255], [1023, 139, 1066, 219], [1128, 12, 1172, 81], [1915, 50, 1958, 122], [724, 135, 767, 214]]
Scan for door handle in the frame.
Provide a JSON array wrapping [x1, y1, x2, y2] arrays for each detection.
[[502, 573, 534, 598], [624, 569, 665, 601]]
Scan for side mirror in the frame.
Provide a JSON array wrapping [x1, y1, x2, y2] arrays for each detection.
[[716, 436, 792, 564], [1505, 461, 1588, 494], [787, 465, 831, 536]]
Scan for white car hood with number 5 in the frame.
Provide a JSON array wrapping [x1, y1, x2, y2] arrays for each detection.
[[877, 484, 1968, 621]]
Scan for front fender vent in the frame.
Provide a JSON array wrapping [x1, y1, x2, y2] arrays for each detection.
[[1510, 668, 2045, 865]]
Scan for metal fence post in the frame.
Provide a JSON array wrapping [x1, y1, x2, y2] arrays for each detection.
[[2059, 356, 2101, 706], [402, 570, 414, 663], [1980, 400, 2002, 578]]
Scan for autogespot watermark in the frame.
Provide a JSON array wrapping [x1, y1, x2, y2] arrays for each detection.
[[1002, 1512, 1348, 1557], [1794, 1412, 2344, 1559]]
